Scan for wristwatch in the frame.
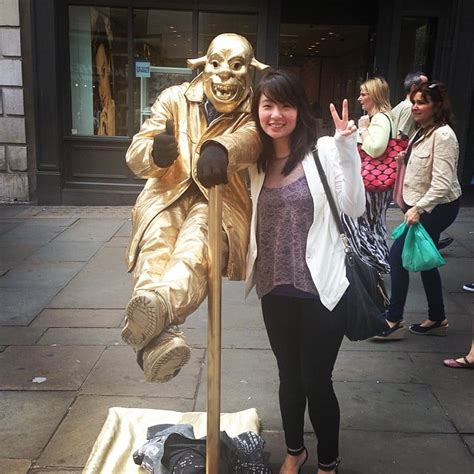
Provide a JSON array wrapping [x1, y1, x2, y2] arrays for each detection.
[[415, 205, 425, 214]]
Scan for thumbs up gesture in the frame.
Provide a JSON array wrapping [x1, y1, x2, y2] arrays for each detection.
[[152, 119, 178, 168]]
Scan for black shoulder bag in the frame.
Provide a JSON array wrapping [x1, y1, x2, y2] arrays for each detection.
[[312, 148, 389, 341]]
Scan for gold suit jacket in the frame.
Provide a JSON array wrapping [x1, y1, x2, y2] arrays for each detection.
[[126, 74, 261, 280]]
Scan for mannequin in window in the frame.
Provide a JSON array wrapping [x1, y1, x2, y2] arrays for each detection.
[[92, 15, 115, 136]]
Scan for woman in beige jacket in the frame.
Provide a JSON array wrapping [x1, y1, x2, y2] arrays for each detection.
[[377, 81, 461, 340]]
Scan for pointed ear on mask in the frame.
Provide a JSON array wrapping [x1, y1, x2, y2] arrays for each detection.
[[251, 58, 270, 71], [187, 56, 207, 69]]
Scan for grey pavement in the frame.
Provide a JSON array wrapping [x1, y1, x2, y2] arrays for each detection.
[[0, 204, 473, 474]]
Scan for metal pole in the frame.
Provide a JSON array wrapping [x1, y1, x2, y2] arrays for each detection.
[[206, 184, 222, 474]]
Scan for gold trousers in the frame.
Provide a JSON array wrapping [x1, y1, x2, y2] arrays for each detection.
[[133, 185, 229, 325]]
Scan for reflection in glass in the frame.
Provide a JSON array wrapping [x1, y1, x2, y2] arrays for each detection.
[[395, 17, 436, 101], [69, 6, 128, 136], [198, 12, 257, 56], [133, 10, 193, 132]]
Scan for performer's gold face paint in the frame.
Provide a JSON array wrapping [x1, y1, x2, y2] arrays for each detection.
[[202, 34, 254, 113]]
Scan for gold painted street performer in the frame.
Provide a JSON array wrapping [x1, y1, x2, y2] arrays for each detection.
[[122, 33, 268, 383]]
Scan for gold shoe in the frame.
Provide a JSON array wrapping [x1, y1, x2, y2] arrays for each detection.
[[142, 326, 191, 383], [122, 291, 167, 350]]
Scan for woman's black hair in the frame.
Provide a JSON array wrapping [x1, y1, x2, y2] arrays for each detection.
[[251, 69, 316, 176], [410, 81, 455, 129]]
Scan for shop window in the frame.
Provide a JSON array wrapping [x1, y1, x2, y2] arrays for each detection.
[[279, 23, 370, 136], [133, 9, 193, 132], [69, 6, 128, 137], [197, 12, 257, 56], [396, 17, 437, 94]]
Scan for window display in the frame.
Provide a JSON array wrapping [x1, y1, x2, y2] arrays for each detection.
[[69, 6, 128, 136], [133, 9, 193, 132], [69, 7, 258, 136]]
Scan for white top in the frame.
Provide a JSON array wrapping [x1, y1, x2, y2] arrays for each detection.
[[245, 132, 366, 310]]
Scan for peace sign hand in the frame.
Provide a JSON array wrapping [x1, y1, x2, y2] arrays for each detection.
[[329, 99, 357, 137]]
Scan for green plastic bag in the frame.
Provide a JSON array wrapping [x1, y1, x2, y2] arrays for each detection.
[[391, 221, 446, 272], [391, 221, 407, 240]]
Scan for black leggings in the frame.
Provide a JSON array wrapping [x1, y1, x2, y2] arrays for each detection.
[[261, 293, 346, 465]]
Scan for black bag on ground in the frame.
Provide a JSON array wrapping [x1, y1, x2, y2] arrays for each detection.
[[312, 149, 389, 341]]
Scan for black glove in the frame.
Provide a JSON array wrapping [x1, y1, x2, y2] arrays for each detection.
[[152, 119, 178, 168], [197, 142, 229, 188]]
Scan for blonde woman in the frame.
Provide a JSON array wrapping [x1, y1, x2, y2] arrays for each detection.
[[342, 77, 394, 275]]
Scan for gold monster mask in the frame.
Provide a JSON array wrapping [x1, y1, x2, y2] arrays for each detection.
[[188, 33, 268, 113]]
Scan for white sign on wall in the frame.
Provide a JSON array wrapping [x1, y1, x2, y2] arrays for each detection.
[[135, 60, 151, 78]]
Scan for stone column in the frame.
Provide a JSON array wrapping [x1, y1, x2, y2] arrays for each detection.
[[0, 0, 28, 202]]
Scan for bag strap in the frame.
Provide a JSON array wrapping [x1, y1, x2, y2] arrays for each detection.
[[403, 127, 424, 164], [381, 112, 393, 140], [311, 148, 354, 261]]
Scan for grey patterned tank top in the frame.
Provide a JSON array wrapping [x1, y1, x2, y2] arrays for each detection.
[[255, 174, 318, 299]]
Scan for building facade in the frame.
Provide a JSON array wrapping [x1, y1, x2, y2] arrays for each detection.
[[1, 0, 473, 204]]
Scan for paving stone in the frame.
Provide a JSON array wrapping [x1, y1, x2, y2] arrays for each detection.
[[0, 241, 42, 274], [334, 351, 421, 383], [0, 261, 84, 288], [438, 241, 474, 258], [338, 431, 474, 474], [0, 458, 31, 474], [340, 331, 471, 353], [0, 287, 61, 325], [0, 205, 32, 217], [440, 259, 474, 292], [430, 384, 474, 433], [31, 309, 124, 328], [195, 348, 281, 430], [463, 434, 474, 454], [409, 352, 474, 387], [31, 470, 82, 473], [457, 239, 474, 252], [185, 327, 271, 350], [47, 246, 133, 309], [115, 219, 132, 237], [53, 218, 124, 242], [0, 345, 104, 390], [0, 346, 5, 352], [0, 391, 74, 459], [182, 298, 263, 331], [0, 219, 76, 244], [337, 381, 455, 433], [37, 328, 124, 346], [38, 394, 194, 468], [33, 207, 131, 218], [0, 327, 46, 345], [398, 276, 466, 314], [251, 430, 472, 474], [80, 345, 204, 398], [27, 241, 102, 263], [0, 219, 22, 235], [104, 235, 129, 247]]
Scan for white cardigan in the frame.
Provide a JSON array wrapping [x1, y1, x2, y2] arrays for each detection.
[[245, 132, 365, 310]]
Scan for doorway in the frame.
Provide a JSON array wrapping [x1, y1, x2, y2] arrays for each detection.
[[278, 1, 376, 135]]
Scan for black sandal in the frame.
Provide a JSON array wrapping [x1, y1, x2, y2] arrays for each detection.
[[318, 459, 340, 472], [287, 446, 308, 473]]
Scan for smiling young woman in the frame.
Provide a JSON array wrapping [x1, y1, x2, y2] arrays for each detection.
[[246, 69, 365, 474]]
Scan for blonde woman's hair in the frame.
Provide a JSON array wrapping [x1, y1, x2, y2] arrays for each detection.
[[361, 77, 391, 114]]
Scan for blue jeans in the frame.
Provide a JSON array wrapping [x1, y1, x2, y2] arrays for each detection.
[[386, 199, 460, 323]]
